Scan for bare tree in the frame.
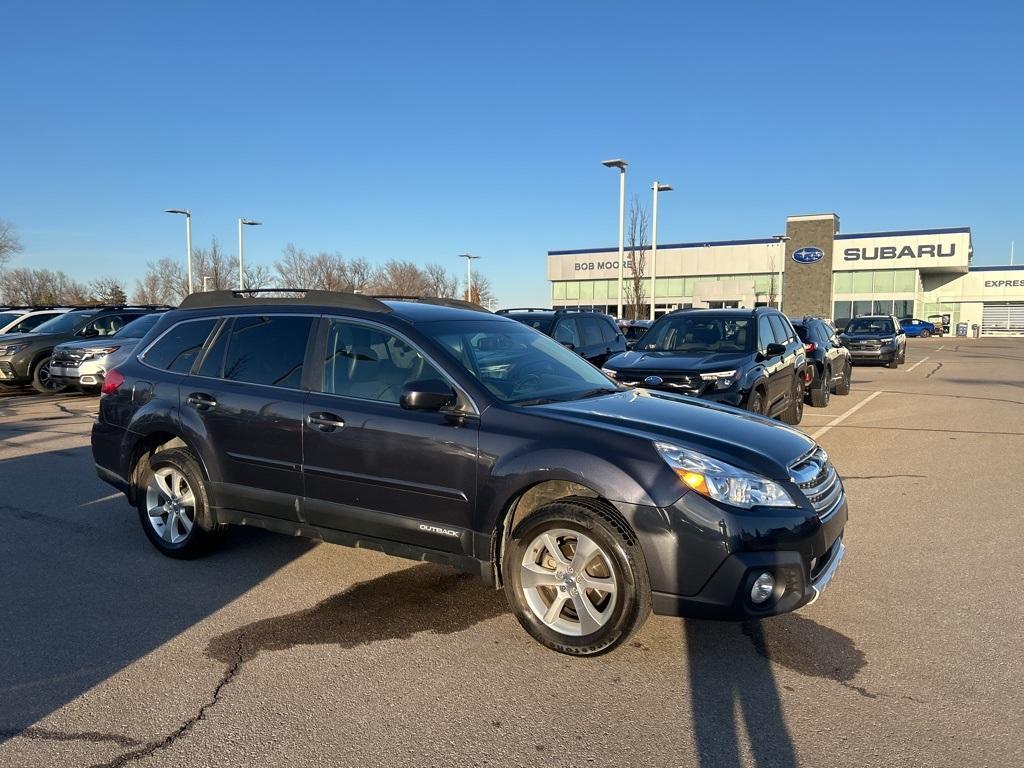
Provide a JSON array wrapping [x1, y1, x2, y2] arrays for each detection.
[[765, 249, 778, 308], [422, 263, 460, 298], [0, 268, 89, 305], [242, 263, 275, 291], [623, 196, 649, 320], [133, 257, 188, 305], [191, 236, 234, 291], [275, 244, 319, 288], [346, 257, 379, 294], [0, 219, 23, 269], [468, 274, 496, 308], [90, 277, 127, 305], [379, 260, 428, 296]]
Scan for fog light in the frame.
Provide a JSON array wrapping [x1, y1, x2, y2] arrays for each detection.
[[750, 572, 775, 604]]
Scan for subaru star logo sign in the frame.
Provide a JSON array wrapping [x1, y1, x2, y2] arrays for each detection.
[[643, 376, 663, 387], [793, 246, 825, 264]]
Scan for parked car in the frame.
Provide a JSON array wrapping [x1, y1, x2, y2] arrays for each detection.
[[0, 305, 168, 393], [900, 318, 937, 338], [600, 308, 808, 424], [618, 319, 653, 350], [49, 311, 168, 393], [93, 290, 846, 656], [839, 315, 907, 368], [790, 316, 852, 407], [0, 307, 72, 336], [496, 308, 626, 366]]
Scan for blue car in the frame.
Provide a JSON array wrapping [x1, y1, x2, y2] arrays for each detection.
[[899, 318, 937, 338]]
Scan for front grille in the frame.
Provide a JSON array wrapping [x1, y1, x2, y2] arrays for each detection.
[[790, 448, 844, 519], [850, 339, 881, 350], [52, 349, 86, 365], [616, 370, 706, 393]]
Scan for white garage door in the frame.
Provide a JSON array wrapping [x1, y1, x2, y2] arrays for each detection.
[[982, 302, 1024, 333]]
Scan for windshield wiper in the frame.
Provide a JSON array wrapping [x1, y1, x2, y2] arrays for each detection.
[[573, 388, 618, 400], [510, 396, 560, 406]]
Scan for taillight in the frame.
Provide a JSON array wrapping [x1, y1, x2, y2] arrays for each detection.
[[101, 369, 126, 395], [804, 342, 817, 353]]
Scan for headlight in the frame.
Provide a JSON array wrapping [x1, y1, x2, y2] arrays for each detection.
[[81, 346, 120, 360], [880, 337, 895, 344], [601, 368, 618, 378], [699, 369, 739, 390], [654, 442, 796, 509], [1, 343, 30, 356]]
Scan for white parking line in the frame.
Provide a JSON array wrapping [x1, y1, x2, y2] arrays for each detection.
[[937, 344, 945, 351], [810, 390, 884, 440], [904, 356, 930, 373]]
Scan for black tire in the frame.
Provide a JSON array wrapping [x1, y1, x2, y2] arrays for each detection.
[[136, 447, 225, 559], [809, 367, 830, 408], [502, 499, 651, 656], [886, 354, 899, 369], [920, 329, 931, 338], [780, 376, 804, 425], [899, 346, 907, 364], [746, 387, 766, 415], [834, 362, 851, 396], [31, 355, 66, 394]]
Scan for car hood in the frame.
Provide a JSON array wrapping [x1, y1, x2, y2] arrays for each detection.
[[54, 337, 140, 352], [841, 331, 895, 341], [604, 350, 751, 372], [536, 388, 814, 480], [0, 332, 60, 345]]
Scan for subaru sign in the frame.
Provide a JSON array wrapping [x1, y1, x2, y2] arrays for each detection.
[[793, 246, 825, 264]]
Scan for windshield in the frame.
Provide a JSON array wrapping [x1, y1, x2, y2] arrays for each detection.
[[638, 316, 753, 353], [845, 317, 895, 334], [114, 313, 162, 337], [32, 311, 98, 335], [0, 312, 23, 329], [419, 319, 617, 405]]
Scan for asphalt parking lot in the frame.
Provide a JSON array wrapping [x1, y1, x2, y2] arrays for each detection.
[[1, 336, 1022, 768]]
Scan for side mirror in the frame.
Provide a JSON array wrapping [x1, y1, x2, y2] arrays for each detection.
[[765, 342, 786, 357], [80, 328, 100, 338], [400, 379, 457, 411]]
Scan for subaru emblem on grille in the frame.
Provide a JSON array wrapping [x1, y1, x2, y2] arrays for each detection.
[[643, 376, 663, 386]]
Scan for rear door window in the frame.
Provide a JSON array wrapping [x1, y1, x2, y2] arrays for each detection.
[[579, 317, 605, 347], [222, 315, 314, 388], [143, 319, 218, 374], [552, 318, 581, 348]]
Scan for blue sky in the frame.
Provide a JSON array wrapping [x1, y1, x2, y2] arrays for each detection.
[[1, 1, 1021, 307]]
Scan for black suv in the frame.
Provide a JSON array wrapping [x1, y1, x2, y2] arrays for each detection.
[[601, 308, 807, 425], [0, 305, 168, 393], [496, 308, 626, 366], [790, 317, 852, 408], [92, 291, 847, 656], [839, 315, 907, 368]]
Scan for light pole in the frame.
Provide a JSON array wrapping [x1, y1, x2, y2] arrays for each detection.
[[238, 218, 262, 289], [601, 159, 628, 318], [458, 253, 481, 302], [650, 181, 673, 320], [202, 275, 213, 292], [772, 235, 790, 310], [164, 209, 193, 294]]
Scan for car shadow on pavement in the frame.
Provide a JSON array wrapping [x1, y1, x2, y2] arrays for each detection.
[[0, 444, 314, 743]]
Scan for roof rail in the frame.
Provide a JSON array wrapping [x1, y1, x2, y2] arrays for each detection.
[[496, 307, 551, 314], [179, 289, 391, 312], [369, 295, 491, 313]]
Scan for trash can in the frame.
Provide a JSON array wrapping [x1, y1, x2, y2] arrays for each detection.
[[972, 323, 980, 339], [956, 322, 968, 337]]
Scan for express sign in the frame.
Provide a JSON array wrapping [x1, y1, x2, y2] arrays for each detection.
[[984, 279, 1024, 288]]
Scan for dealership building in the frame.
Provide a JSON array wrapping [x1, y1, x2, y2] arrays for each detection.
[[547, 212, 1024, 334]]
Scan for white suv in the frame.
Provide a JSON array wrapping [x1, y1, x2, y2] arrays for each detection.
[[0, 307, 73, 336]]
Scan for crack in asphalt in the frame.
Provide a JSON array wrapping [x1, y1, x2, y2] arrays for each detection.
[[84, 637, 245, 768], [925, 361, 944, 379]]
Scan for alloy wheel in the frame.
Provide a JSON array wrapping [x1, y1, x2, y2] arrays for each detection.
[[145, 466, 197, 544], [37, 359, 63, 392], [519, 529, 618, 637]]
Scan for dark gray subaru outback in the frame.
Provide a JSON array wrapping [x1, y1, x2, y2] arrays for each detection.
[[92, 290, 847, 656]]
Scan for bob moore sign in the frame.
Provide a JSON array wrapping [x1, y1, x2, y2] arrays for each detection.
[[574, 258, 636, 272]]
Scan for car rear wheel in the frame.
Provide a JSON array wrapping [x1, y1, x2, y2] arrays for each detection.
[[809, 367, 830, 408], [31, 356, 67, 394], [136, 447, 224, 559], [920, 329, 931, 338], [780, 378, 804, 424], [503, 500, 650, 656], [834, 362, 851, 395]]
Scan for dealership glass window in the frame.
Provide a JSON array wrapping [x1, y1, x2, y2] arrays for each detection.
[[852, 272, 873, 293], [852, 300, 872, 317], [682, 277, 696, 295], [552, 282, 567, 301], [667, 277, 683, 295], [753, 274, 771, 294], [872, 271, 896, 293], [579, 281, 594, 301], [893, 300, 914, 319], [893, 271, 917, 293], [872, 300, 893, 315], [833, 273, 854, 294], [565, 282, 580, 300], [655, 278, 671, 298], [607, 280, 619, 299], [833, 301, 852, 324], [593, 280, 608, 300]]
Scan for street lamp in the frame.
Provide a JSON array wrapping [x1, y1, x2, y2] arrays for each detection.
[[650, 181, 673, 320], [772, 235, 790, 310], [458, 253, 481, 302], [601, 159, 628, 318], [164, 209, 193, 294], [238, 218, 262, 289]]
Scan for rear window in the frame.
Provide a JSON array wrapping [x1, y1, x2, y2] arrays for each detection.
[[143, 319, 218, 373]]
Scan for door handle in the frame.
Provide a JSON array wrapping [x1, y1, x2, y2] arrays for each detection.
[[186, 392, 217, 410], [307, 412, 345, 432]]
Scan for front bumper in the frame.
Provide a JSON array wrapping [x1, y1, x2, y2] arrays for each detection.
[[847, 345, 897, 362], [50, 360, 106, 389], [626, 488, 849, 621], [0, 354, 31, 384]]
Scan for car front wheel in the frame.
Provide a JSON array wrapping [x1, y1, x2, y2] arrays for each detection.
[[503, 500, 650, 656], [780, 377, 804, 424], [31, 356, 67, 394]]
